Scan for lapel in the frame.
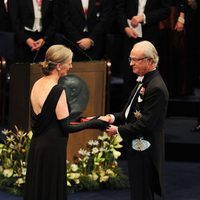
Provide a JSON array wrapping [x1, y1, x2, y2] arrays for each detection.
[[126, 83, 143, 120], [41, 0, 48, 16], [124, 82, 140, 111], [28, 0, 34, 15], [144, 0, 149, 9], [123, 82, 142, 114], [75, 0, 87, 18], [28, 0, 49, 16], [87, 0, 95, 18]]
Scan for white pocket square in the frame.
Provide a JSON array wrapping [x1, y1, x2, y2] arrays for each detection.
[[138, 96, 143, 102], [132, 138, 151, 151]]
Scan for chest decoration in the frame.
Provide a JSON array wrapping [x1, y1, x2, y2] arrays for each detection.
[[132, 137, 151, 151], [137, 86, 145, 103], [134, 110, 142, 120]]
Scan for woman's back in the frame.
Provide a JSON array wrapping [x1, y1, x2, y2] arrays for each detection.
[[30, 77, 58, 115]]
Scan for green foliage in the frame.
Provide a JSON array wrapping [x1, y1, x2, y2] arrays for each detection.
[[79, 175, 100, 191], [104, 169, 129, 190], [0, 128, 128, 196], [67, 132, 129, 192], [0, 126, 32, 195]]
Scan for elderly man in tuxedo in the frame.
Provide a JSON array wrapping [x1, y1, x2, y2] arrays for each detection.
[[100, 41, 169, 200]]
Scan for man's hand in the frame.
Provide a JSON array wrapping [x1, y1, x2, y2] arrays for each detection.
[[26, 38, 45, 51], [106, 125, 118, 136], [77, 38, 94, 50], [124, 27, 138, 38], [26, 38, 37, 50], [32, 38, 45, 51], [174, 21, 184, 32], [131, 15, 144, 27]]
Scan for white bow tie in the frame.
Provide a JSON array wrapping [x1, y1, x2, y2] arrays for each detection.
[[136, 76, 144, 82]]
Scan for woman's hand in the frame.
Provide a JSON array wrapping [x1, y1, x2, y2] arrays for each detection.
[[98, 115, 113, 123]]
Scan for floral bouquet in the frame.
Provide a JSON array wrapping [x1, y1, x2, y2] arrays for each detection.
[[0, 126, 32, 195], [67, 132, 129, 192]]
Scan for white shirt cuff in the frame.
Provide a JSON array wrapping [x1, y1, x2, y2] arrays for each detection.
[[107, 114, 115, 124], [142, 13, 146, 24]]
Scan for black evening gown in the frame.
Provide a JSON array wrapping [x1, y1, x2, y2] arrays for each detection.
[[24, 85, 68, 200]]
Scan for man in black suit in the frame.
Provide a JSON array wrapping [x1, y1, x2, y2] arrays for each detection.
[[8, 0, 59, 62], [116, 0, 170, 103], [61, 0, 113, 61], [100, 41, 169, 200]]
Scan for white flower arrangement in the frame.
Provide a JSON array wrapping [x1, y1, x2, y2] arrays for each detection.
[[0, 128, 128, 195], [0, 126, 32, 195], [66, 132, 128, 192]]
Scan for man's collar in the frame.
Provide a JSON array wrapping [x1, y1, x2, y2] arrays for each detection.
[[136, 76, 144, 82]]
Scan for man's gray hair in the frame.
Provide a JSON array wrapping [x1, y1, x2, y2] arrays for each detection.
[[134, 40, 159, 67]]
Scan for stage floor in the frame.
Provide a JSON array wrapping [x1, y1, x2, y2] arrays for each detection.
[[165, 117, 200, 144]]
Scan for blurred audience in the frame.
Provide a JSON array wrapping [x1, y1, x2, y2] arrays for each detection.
[[0, 0, 198, 102], [159, 0, 188, 97]]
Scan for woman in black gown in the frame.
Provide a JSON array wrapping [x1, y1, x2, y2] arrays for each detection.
[[24, 45, 109, 200]]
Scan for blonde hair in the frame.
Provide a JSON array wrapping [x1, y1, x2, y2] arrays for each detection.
[[39, 45, 73, 75]]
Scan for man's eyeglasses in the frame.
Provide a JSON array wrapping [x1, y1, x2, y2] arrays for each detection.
[[128, 57, 148, 63]]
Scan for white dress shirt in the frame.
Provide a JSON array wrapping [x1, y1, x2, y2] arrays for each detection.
[[24, 0, 42, 32]]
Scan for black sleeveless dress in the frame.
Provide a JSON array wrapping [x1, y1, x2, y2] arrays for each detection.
[[24, 85, 68, 200]]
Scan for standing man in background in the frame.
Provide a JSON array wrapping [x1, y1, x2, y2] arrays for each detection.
[[8, 0, 60, 63], [61, 0, 113, 61], [100, 41, 169, 200]]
